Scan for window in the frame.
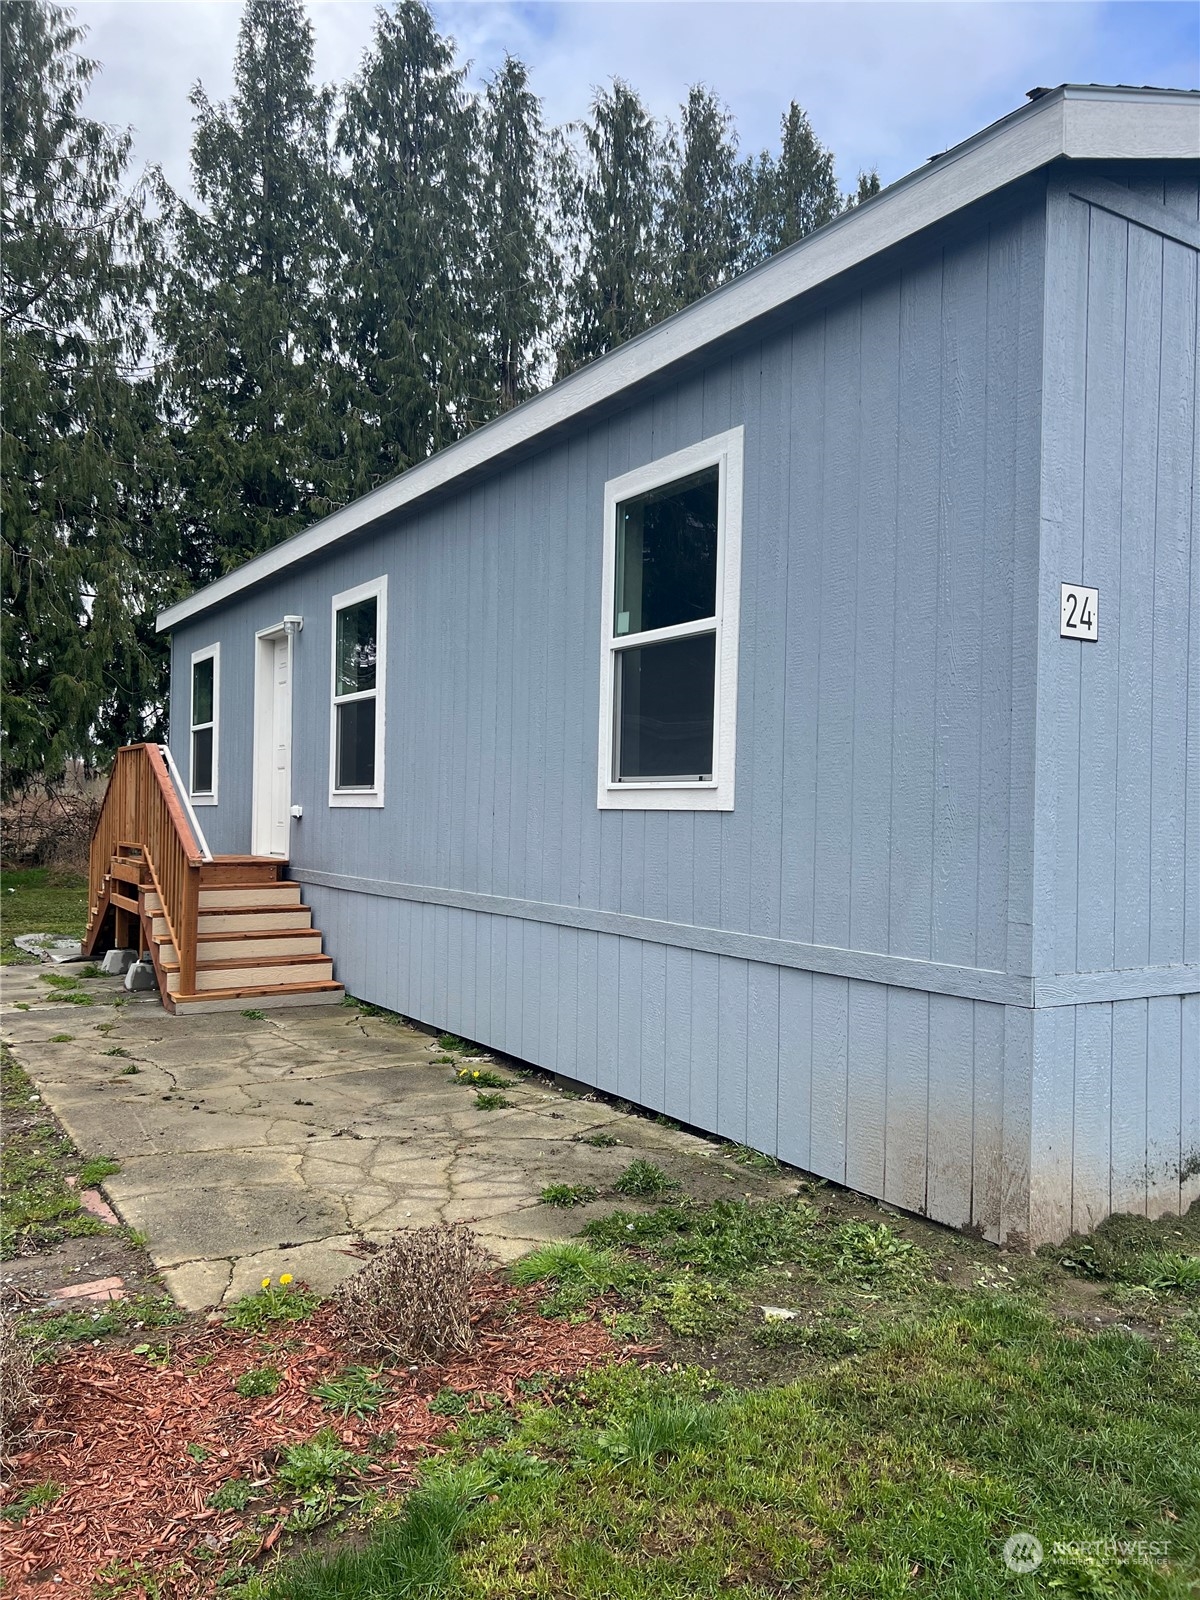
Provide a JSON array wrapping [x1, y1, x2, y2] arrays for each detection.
[[189, 644, 219, 804], [597, 427, 743, 810], [329, 576, 387, 806]]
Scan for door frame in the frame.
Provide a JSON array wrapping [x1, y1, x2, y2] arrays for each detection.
[[251, 621, 295, 858]]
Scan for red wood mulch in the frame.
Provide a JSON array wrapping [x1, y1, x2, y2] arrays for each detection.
[[2, 1282, 630, 1598]]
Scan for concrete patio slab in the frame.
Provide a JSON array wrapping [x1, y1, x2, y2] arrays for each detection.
[[2, 964, 790, 1311]]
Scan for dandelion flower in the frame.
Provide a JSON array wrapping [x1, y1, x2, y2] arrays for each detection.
[[262, 1277, 271, 1289], [279, 1273, 293, 1286]]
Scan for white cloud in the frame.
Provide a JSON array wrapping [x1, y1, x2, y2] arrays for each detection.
[[75, 0, 1197, 202]]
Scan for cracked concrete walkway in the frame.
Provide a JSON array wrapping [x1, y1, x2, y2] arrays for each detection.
[[1, 966, 732, 1310]]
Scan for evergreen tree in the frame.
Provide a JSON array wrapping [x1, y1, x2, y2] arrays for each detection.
[[661, 86, 742, 310], [752, 101, 842, 257], [157, 0, 341, 578], [848, 168, 882, 206], [335, 0, 479, 489], [476, 56, 556, 413], [559, 80, 667, 374], [1, 1, 166, 791]]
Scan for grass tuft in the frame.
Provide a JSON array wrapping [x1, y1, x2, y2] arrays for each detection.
[[510, 1241, 639, 1317], [311, 1365, 388, 1418], [540, 1183, 600, 1208], [258, 1464, 490, 1598], [595, 1396, 722, 1465], [0, 1479, 62, 1523], [613, 1159, 679, 1200]]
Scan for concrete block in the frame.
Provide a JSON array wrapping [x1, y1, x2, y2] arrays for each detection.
[[124, 959, 158, 993], [101, 948, 137, 976]]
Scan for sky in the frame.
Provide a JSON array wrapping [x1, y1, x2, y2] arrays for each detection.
[[75, 0, 1200, 199]]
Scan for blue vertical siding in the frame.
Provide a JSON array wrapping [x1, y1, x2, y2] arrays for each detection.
[[167, 165, 1199, 1245], [1027, 170, 1200, 1236]]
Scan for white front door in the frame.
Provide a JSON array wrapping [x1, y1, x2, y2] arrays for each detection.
[[253, 630, 292, 857]]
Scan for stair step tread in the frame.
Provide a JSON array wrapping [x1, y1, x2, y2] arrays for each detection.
[[161, 952, 331, 973], [200, 880, 298, 891], [195, 928, 324, 943], [192, 908, 310, 921], [172, 980, 344, 1004]]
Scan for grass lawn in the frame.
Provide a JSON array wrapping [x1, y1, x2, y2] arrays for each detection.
[[0, 866, 88, 964], [224, 1184, 1200, 1600]]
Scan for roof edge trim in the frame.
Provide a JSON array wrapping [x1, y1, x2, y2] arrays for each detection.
[[158, 85, 1199, 633]]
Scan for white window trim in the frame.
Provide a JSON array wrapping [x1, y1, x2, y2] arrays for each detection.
[[329, 575, 387, 808], [597, 426, 743, 812], [189, 643, 220, 805]]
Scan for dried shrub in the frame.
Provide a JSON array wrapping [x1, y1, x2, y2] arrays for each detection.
[[330, 1225, 492, 1364], [2, 765, 105, 871], [0, 1314, 41, 1449]]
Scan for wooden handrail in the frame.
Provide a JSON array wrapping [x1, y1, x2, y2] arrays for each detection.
[[86, 744, 205, 995]]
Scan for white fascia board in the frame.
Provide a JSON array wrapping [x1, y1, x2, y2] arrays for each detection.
[[157, 85, 1200, 635], [1061, 88, 1200, 160]]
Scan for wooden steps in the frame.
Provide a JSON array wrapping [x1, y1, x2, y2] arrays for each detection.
[[87, 840, 343, 1015], [157, 980, 345, 1016], [161, 951, 335, 995]]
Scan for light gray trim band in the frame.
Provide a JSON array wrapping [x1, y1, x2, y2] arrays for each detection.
[[292, 868, 1199, 1010], [1034, 965, 1200, 1007], [291, 867, 1027, 1004], [1067, 177, 1200, 248]]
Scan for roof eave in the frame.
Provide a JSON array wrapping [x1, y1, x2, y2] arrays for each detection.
[[157, 84, 1200, 634]]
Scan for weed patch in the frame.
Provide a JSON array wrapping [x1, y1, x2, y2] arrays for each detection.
[[641, 1277, 742, 1337], [275, 1428, 366, 1494], [19, 1295, 185, 1354], [726, 1142, 780, 1172], [474, 1091, 510, 1110], [593, 1395, 723, 1465], [454, 1065, 511, 1090], [613, 1159, 679, 1200], [233, 1366, 281, 1399], [256, 1463, 491, 1598], [540, 1183, 600, 1208], [77, 1155, 121, 1187], [207, 1477, 254, 1512], [225, 1277, 319, 1333], [0, 1050, 121, 1258]]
